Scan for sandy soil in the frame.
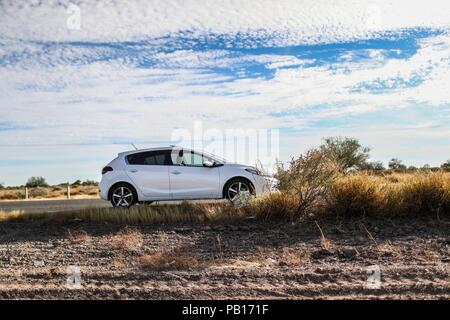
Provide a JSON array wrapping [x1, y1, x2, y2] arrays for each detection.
[[0, 217, 448, 299]]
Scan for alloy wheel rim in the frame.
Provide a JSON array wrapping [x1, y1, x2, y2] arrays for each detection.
[[112, 187, 133, 207], [227, 182, 250, 201]]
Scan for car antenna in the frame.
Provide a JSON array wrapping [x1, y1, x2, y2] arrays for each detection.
[[131, 143, 138, 150]]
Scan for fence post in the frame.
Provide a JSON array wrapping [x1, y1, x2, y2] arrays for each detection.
[[25, 187, 29, 200], [67, 184, 71, 200]]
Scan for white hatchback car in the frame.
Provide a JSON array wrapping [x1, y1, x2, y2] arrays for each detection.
[[100, 147, 277, 207]]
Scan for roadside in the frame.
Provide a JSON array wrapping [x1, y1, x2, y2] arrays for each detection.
[[0, 199, 109, 213]]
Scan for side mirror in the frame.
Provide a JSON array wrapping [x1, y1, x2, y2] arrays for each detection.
[[203, 160, 215, 167]]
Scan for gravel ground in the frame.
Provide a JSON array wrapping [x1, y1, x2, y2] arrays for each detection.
[[0, 217, 448, 299]]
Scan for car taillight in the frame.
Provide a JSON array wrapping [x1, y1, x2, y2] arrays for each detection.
[[102, 166, 113, 175]]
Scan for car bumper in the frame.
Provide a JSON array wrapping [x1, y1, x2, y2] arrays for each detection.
[[99, 178, 112, 200], [252, 175, 278, 195]]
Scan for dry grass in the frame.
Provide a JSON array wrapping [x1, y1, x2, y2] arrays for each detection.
[[376, 242, 401, 257], [65, 229, 91, 244], [394, 172, 450, 217], [330, 171, 450, 218], [246, 192, 299, 221], [0, 202, 245, 224], [0, 185, 99, 200], [315, 221, 336, 251], [139, 251, 198, 270], [246, 246, 308, 267], [0, 210, 24, 221], [108, 227, 144, 251], [330, 174, 386, 217], [250, 171, 450, 220], [278, 247, 309, 267], [0, 190, 24, 200], [111, 252, 127, 268]]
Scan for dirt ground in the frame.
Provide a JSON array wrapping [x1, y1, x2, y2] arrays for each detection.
[[0, 217, 448, 299]]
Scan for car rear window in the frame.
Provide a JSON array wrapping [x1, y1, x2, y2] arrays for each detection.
[[127, 150, 170, 165]]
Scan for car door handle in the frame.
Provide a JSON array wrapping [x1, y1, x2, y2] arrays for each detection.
[[129, 169, 138, 173], [171, 171, 181, 175]]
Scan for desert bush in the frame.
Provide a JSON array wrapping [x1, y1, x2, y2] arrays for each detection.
[[328, 174, 386, 217], [29, 187, 49, 198], [274, 148, 342, 219]]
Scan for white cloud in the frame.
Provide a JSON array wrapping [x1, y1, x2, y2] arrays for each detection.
[[1, 0, 450, 44]]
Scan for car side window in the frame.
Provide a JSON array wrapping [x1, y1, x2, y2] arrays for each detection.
[[182, 151, 204, 166], [127, 151, 170, 165], [174, 151, 215, 167]]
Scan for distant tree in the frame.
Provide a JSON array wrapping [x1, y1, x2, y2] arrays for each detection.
[[388, 158, 407, 170], [71, 179, 82, 186], [82, 180, 98, 186], [0, 182, 4, 189], [25, 176, 48, 188], [407, 165, 417, 171], [440, 160, 450, 169], [360, 161, 385, 171], [422, 164, 431, 170], [319, 137, 370, 172]]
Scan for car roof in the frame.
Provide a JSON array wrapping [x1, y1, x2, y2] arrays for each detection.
[[118, 146, 174, 156]]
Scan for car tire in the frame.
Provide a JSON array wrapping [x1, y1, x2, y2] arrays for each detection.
[[224, 178, 255, 201], [109, 183, 138, 208]]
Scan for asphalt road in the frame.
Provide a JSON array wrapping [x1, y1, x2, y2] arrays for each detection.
[[0, 199, 111, 213]]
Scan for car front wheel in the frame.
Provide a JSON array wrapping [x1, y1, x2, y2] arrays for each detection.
[[224, 178, 254, 201], [110, 184, 137, 208]]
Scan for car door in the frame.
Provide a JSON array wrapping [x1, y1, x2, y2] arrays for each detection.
[[125, 150, 171, 199], [169, 150, 221, 199]]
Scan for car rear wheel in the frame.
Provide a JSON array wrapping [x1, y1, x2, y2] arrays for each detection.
[[110, 183, 137, 208], [224, 178, 254, 201]]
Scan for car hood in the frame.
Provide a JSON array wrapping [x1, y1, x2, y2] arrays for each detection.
[[223, 162, 252, 168]]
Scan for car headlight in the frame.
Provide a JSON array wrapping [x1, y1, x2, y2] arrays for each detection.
[[245, 168, 261, 175]]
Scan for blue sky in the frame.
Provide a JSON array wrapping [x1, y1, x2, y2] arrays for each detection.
[[1, 0, 450, 185]]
